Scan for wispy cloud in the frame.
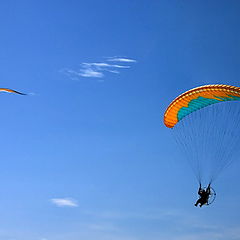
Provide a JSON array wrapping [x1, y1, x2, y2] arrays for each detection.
[[50, 198, 78, 207], [82, 62, 130, 69], [80, 207, 240, 240], [106, 57, 137, 63], [159, 226, 240, 240], [61, 56, 136, 80], [79, 68, 104, 78], [83, 208, 182, 221], [61, 68, 103, 79], [86, 223, 119, 232]]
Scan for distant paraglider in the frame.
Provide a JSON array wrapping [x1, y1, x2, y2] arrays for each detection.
[[0, 88, 26, 95], [164, 84, 240, 206]]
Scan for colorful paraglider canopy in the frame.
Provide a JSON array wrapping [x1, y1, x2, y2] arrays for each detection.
[[164, 84, 240, 128], [0, 88, 26, 95]]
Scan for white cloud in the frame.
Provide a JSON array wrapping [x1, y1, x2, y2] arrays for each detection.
[[50, 198, 78, 207], [62, 68, 103, 78], [82, 62, 130, 69], [79, 68, 104, 78], [107, 57, 137, 63], [61, 57, 136, 80], [107, 70, 120, 74]]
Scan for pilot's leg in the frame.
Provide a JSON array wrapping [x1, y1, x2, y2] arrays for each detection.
[[195, 199, 201, 206]]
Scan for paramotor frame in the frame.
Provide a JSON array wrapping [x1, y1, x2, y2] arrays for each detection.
[[206, 186, 216, 205]]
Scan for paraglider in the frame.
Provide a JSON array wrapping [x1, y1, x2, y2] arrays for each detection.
[[0, 88, 26, 95], [164, 84, 240, 206]]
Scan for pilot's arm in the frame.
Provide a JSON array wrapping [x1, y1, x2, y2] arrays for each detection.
[[198, 184, 202, 195], [206, 184, 211, 194]]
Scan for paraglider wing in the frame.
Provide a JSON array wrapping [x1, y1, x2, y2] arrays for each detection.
[[0, 88, 26, 95], [164, 84, 240, 128], [163, 84, 240, 184]]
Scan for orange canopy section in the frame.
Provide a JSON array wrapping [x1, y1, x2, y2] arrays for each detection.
[[164, 84, 240, 128], [0, 88, 26, 95]]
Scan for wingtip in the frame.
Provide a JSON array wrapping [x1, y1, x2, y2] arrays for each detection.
[[0, 88, 27, 95], [12, 90, 27, 95]]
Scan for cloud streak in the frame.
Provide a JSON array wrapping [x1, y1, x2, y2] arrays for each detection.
[[106, 57, 137, 63], [81, 207, 240, 240], [82, 63, 130, 69], [61, 56, 136, 80], [50, 198, 78, 207]]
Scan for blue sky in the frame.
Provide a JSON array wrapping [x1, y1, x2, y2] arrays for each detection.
[[0, 0, 240, 239]]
